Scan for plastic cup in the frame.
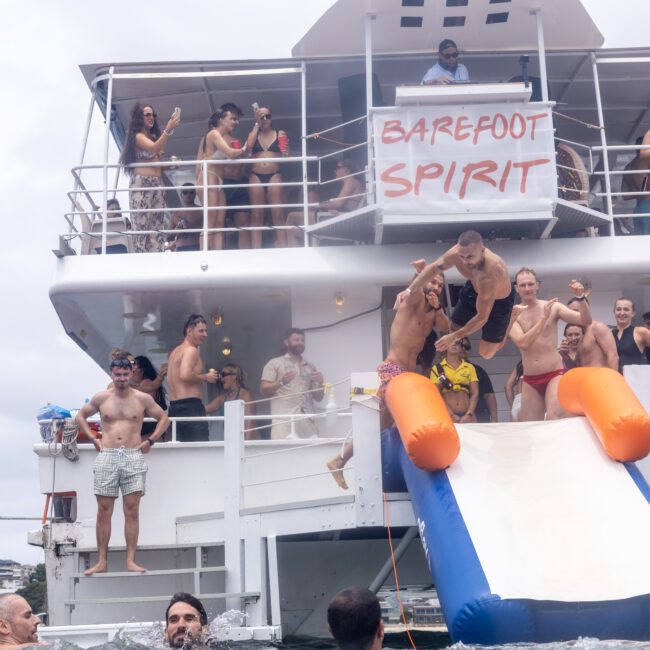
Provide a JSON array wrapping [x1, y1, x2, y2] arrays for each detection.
[[278, 134, 289, 153], [231, 139, 241, 149]]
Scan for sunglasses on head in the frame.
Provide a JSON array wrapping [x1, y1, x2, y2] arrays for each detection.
[[259, 113, 272, 120], [111, 358, 133, 370], [443, 52, 459, 59]]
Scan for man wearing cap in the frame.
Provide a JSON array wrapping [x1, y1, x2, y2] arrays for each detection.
[[422, 39, 470, 85]]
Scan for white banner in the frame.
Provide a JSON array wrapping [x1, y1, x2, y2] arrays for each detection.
[[372, 103, 557, 215]]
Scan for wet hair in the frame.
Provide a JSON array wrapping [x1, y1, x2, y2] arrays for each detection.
[[107, 198, 121, 210], [615, 297, 635, 311], [220, 102, 243, 118], [222, 363, 248, 389], [284, 327, 305, 340], [184, 313, 207, 336], [120, 102, 161, 174], [201, 110, 226, 153], [0, 593, 21, 621], [564, 323, 585, 335], [327, 587, 381, 650], [458, 230, 483, 247], [165, 592, 208, 627], [515, 267, 538, 283]]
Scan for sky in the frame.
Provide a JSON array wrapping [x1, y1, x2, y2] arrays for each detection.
[[0, 0, 647, 565]]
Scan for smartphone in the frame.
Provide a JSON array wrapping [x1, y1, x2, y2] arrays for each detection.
[[252, 102, 260, 112], [173, 106, 181, 120]]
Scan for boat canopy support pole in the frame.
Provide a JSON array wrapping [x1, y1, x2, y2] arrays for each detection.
[[591, 53, 614, 228], [101, 66, 115, 254], [532, 9, 549, 102], [365, 10, 376, 202], [267, 535, 281, 627], [224, 399, 245, 612], [301, 61, 309, 248], [368, 526, 418, 593]]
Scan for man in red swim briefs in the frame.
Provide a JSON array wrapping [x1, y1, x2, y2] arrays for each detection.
[[509, 268, 592, 421], [326, 260, 449, 489]]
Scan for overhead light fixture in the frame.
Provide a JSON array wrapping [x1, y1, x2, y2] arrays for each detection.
[[221, 336, 232, 357], [212, 309, 223, 326], [139, 330, 160, 337], [334, 292, 346, 307], [122, 312, 147, 320]]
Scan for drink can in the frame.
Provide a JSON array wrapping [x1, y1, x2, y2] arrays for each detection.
[[231, 139, 241, 149]]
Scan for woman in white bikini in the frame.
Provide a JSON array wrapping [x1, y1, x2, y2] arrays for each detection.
[[196, 110, 246, 250]]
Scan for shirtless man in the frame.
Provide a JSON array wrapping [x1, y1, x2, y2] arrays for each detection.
[[75, 357, 169, 576], [509, 269, 591, 421], [399, 230, 514, 359], [0, 594, 46, 649], [566, 297, 619, 370], [326, 260, 448, 489], [167, 314, 218, 442], [219, 103, 251, 250]]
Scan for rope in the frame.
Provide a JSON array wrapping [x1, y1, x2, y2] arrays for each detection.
[[552, 110, 602, 130], [310, 134, 363, 147], [245, 437, 348, 459], [243, 464, 355, 488], [247, 377, 350, 406], [383, 494, 417, 650]]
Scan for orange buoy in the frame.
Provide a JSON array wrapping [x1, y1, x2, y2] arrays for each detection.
[[558, 367, 650, 462], [384, 372, 460, 471]]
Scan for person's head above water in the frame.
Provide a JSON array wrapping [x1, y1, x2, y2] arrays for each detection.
[[0, 594, 42, 647], [165, 592, 208, 648], [327, 587, 384, 650]]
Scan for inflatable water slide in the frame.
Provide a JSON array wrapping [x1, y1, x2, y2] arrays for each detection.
[[381, 368, 650, 644]]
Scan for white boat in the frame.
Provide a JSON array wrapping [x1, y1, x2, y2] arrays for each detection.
[[35, 0, 650, 646]]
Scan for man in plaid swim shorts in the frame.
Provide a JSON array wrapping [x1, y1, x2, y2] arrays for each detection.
[[76, 357, 169, 576]]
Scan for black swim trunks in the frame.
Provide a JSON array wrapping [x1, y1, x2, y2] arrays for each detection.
[[223, 178, 250, 212], [451, 280, 515, 344], [168, 398, 209, 442]]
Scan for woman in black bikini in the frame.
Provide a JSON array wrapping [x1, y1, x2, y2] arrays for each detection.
[[245, 107, 289, 248], [612, 298, 650, 372]]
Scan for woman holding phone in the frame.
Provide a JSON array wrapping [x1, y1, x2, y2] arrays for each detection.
[[245, 106, 289, 248], [196, 109, 245, 250], [120, 103, 180, 253]]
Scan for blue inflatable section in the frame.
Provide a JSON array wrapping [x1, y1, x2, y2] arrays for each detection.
[[381, 428, 650, 643]]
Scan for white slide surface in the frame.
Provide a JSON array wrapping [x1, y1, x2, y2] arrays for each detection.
[[447, 417, 650, 602]]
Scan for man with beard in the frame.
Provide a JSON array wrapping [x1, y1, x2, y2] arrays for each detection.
[[167, 314, 219, 442], [0, 594, 46, 648], [260, 328, 324, 439], [417, 270, 450, 377], [76, 357, 169, 576], [421, 39, 470, 85], [565, 297, 618, 370], [327, 260, 447, 489], [397, 230, 515, 360], [165, 593, 209, 649]]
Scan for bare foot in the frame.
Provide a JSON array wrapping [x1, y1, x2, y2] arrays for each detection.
[[126, 561, 147, 573], [327, 457, 348, 490], [84, 561, 107, 576]]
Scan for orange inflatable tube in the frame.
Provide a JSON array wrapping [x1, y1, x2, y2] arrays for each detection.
[[558, 367, 650, 462], [385, 372, 460, 471]]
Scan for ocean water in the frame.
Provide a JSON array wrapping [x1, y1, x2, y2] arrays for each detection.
[[33, 631, 650, 650]]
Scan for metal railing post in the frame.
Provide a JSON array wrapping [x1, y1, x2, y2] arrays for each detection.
[[224, 399, 245, 611], [365, 12, 376, 201], [532, 9, 549, 102], [591, 53, 615, 231], [101, 66, 115, 254], [301, 60, 309, 248], [202, 160, 209, 251]]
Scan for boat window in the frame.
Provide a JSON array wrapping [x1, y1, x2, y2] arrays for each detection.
[[401, 16, 423, 27], [443, 15, 466, 27], [402, 0, 424, 6], [446, 0, 469, 6], [486, 11, 509, 23], [489, 0, 511, 3]]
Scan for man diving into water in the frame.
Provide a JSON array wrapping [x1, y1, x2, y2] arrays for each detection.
[[397, 230, 514, 360]]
